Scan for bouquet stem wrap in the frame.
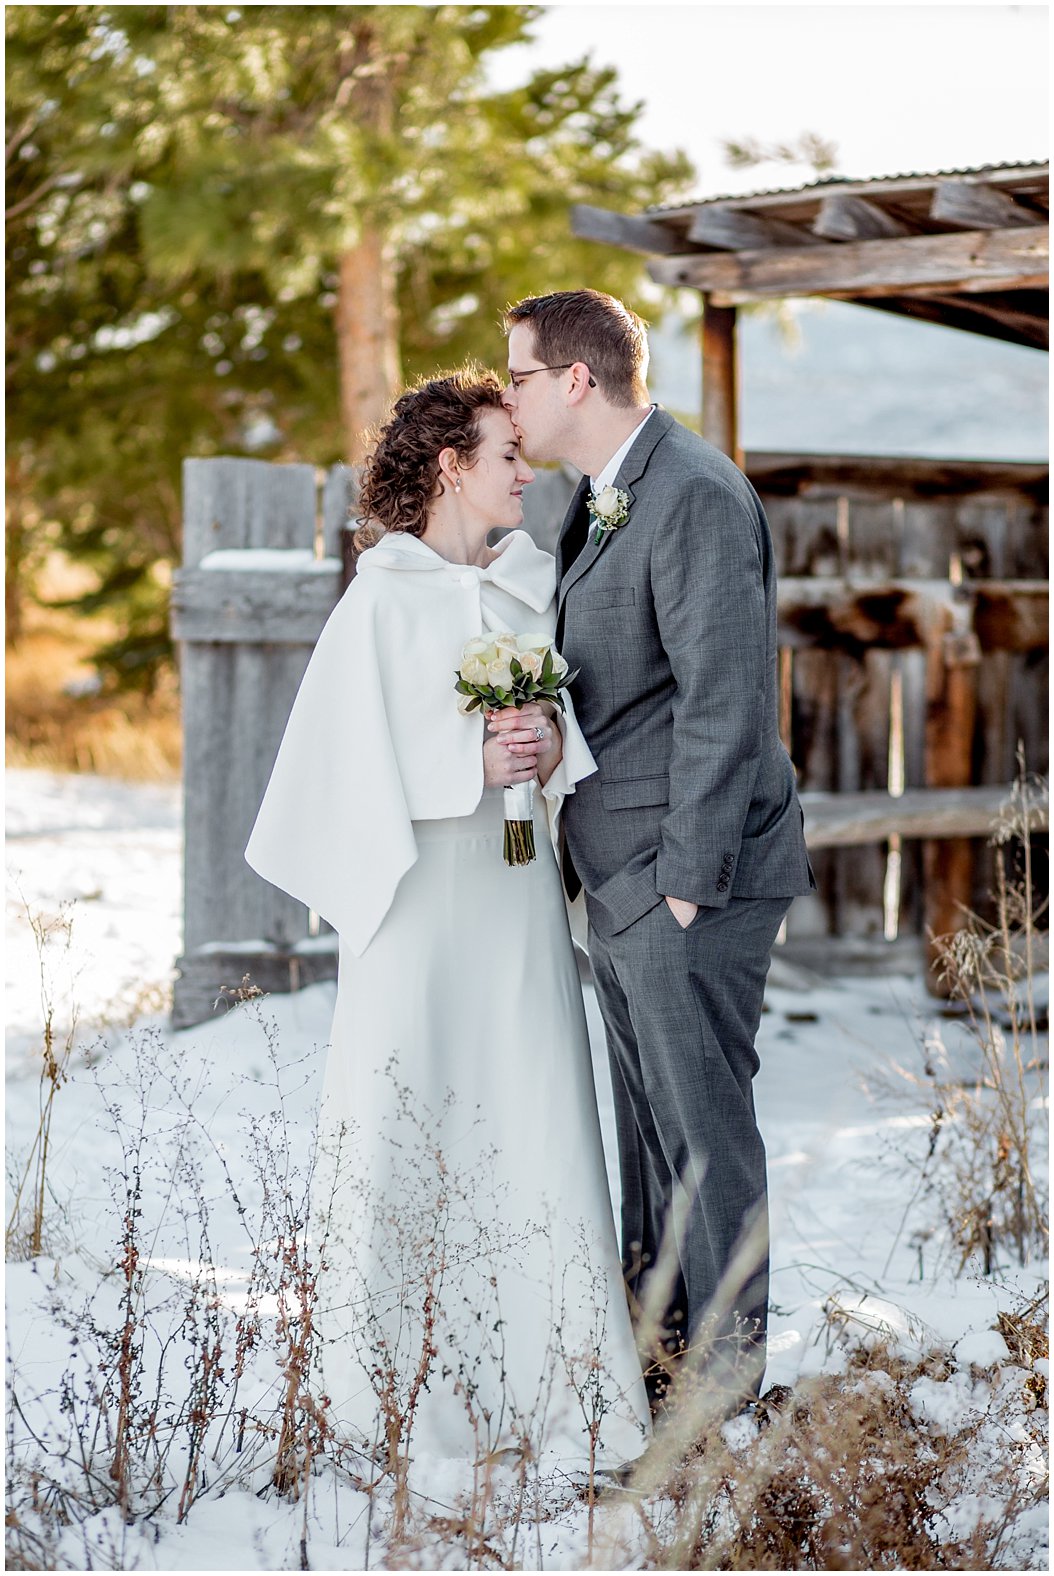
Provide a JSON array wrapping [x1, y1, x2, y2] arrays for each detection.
[[502, 780, 536, 867]]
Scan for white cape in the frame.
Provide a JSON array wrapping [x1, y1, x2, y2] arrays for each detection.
[[245, 529, 596, 955]]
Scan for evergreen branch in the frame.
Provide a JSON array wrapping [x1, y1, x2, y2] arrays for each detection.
[[5, 108, 43, 167], [6, 171, 68, 222]]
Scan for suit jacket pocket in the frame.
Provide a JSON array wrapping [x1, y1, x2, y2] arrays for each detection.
[[601, 773, 669, 810], [574, 585, 636, 611]]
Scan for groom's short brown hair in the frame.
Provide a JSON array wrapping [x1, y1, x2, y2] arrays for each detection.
[[505, 289, 649, 408]]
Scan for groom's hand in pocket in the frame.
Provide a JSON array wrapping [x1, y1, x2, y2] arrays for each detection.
[[664, 895, 699, 929]]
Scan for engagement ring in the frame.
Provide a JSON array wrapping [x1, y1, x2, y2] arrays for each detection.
[[533, 725, 545, 741]]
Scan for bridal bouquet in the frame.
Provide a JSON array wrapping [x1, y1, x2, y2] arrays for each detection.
[[455, 632, 577, 866]]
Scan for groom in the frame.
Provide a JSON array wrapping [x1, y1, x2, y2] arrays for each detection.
[[501, 289, 814, 1405]]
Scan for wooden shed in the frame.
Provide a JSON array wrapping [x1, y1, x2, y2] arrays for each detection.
[[573, 161, 1049, 975], [573, 162, 1048, 454]]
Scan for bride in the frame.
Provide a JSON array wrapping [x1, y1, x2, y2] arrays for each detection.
[[245, 368, 650, 1469]]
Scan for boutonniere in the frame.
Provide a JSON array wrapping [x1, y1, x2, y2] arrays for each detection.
[[587, 484, 630, 546]]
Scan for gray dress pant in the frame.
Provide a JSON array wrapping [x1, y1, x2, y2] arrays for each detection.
[[586, 891, 790, 1394]]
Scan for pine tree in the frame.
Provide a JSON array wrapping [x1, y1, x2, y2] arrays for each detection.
[[6, 5, 693, 685]]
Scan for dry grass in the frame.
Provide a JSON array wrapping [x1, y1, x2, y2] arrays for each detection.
[[882, 766, 1049, 1281], [609, 1339, 1042, 1572], [5, 898, 79, 1260], [5, 602, 181, 781]]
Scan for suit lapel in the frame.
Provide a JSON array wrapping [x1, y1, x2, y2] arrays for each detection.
[[557, 408, 675, 617], [557, 488, 625, 608], [555, 475, 592, 584]]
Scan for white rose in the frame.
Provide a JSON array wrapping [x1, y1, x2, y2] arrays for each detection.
[[550, 652, 569, 681], [459, 654, 489, 685], [487, 660, 515, 691], [516, 631, 551, 653], [518, 650, 543, 680], [594, 484, 621, 518]]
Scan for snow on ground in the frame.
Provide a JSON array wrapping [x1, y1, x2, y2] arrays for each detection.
[[6, 767, 182, 1055], [5, 769, 1049, 1570]]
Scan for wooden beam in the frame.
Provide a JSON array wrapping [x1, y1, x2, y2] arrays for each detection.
[[688, 206, 823, 249], [813, 195, 912, 241], [844, 272, 1050, 300], [746, 452, 1049, 502], [931, 180, 1046, 231], [972, 581, 1051, 652], [570, 203, 688, 257], [877, 289, 1050, 332], [800, 784, 1046, 849], [172, 564, 342, 644], [172, 939, 338, 1030], [648, 225, 1049, 301], [850, 292, 1049, 352], [650, 166, 1049, 227], [700, 297, 738, 460], [777, 578, 1047, 653]]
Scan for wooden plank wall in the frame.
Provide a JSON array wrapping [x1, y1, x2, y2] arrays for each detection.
[[764, 474, 1048, 948]]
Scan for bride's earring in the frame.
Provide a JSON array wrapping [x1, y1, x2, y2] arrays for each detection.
[[454, 477, 461, 494]]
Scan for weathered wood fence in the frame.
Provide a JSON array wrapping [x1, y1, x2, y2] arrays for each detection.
[[170, 452, 1048, 1027]]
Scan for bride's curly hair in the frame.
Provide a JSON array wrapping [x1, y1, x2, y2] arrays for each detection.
[[354, 366, 507, 552]]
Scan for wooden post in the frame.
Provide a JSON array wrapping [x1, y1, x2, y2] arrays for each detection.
[[700, 296, 740, 464], [923, 610, 982, 990], [322, 463, 361, 591], [171, 458, 342, 1028]]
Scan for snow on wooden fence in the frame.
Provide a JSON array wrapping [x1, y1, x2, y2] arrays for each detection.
[[170, 452, 1047, 1027]]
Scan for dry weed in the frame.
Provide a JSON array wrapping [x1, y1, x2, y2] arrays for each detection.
[[5, 897, 79, 1260], [896, 764, 1048, 1277], [5, 884, 1048, 1569]]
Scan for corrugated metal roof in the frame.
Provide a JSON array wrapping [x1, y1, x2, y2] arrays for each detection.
[[645, 160, 1049, 215]]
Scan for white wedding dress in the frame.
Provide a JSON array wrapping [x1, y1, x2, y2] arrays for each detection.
[[246, 529, 650, 1468]]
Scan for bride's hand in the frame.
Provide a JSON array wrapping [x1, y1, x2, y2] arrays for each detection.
[[483, 713, 539, 787], [487, 702, 555, 758], [484, 703, 562, 786]]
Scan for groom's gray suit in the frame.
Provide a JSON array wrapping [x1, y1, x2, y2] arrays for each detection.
[[556, 407, 814, 1389]]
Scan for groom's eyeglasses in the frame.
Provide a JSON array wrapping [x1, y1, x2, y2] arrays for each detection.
[[508, 363, 597, 390]]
